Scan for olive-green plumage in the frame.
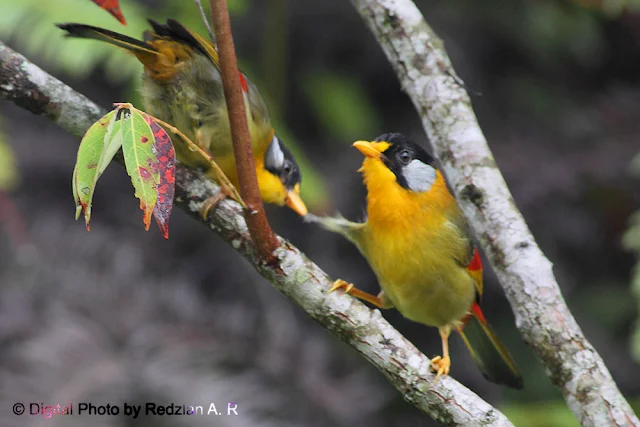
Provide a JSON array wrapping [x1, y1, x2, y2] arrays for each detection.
[[57, 19, 307, 215]]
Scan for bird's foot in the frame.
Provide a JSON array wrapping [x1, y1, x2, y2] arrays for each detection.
[[200, 192, 225, 220], [199, 183, 241, 220], [327, 279, 391, 309], [328, 279, 354, 295], [430, 355, 451, 384]]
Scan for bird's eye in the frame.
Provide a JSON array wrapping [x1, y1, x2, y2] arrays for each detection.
[[398, 150, 411, 165], [283, 160, 293, 175]]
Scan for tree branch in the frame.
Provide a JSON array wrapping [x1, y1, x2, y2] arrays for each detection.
[[347, 1, 639, 426], [0, 41, 514, 427], [209, 0, 280, 260]]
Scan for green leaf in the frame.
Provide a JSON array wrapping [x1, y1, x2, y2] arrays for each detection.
[[72, 109, 118, 229], [121, 108, 160, 231], [100, 112, 125, 174], [0, 0, 247, 84]]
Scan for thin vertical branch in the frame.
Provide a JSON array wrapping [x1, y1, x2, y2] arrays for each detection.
[[193, 0, 215, 42], [209, 0, 280, 260]]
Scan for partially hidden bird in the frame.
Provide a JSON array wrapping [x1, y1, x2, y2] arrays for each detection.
[[57, 19, 307, 216], [307, 133, 523, 389]]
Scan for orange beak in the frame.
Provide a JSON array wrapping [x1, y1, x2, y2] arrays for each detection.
[[285, 190, 308, 216], [353, 140, 383, 158]]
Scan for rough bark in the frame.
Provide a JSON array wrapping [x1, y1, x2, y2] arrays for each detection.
[[0, 41, 514, 426], [347, 1, 639, 426]]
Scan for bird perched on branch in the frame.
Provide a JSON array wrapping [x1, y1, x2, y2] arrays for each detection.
[[57, 19, 307, 216], [307, 133, 522, 389]]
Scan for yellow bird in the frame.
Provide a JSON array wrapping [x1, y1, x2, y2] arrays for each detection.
[[57, 19, 307, 216], [308, 133, 522, 388]]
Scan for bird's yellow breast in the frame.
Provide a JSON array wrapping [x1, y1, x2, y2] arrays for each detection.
[[359, 159, 475, 327]]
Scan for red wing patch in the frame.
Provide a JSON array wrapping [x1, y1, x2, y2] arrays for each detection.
[[238, 72, 248, 93], [467, 248, 482, 272]]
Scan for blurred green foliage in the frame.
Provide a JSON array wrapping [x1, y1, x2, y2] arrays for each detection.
[[1, 0, 152, 81], [502, 398, 640, 427], [303, 71, 382, 141], [0, 116, 18, 191], [442, 0, 607, 71], [501, 401, 580, 427], [623, 152, 640, 362], [594, 0, 640, 16], [268, 119, 329, 209], [0, 0, 247, 82]]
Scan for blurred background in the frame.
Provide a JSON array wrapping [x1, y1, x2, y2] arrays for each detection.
[[1, 0, 639, 426]]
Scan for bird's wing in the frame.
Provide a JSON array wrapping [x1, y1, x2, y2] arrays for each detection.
[[448, 205, 483, 298], [466, 247, 483, 299], [147, 20, 273, 156], [304, 214, 366, 246], [182, 23, 273, 154]]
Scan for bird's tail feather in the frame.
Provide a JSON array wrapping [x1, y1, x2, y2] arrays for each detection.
[[57, 23, 157, 55], [458, 302, 523, 389]]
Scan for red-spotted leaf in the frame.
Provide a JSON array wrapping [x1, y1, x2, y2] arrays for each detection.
[[72, 109, 119, 230], [144, 115, 175, 239], [91, 0, 126, 25], [121, 108, 160, 231]]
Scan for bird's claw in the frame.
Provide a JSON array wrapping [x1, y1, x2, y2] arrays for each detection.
[[200, 193, 224, 220], [430, 355, 451, 384], [199, 186, 233, 220], [328, 279, 354, 295], [199, 174, 248, 220]]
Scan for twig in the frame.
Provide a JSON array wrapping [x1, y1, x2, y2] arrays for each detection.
[[347, 1, 640, 426], [193, 0, 216, 42], [0, 40, 515, 427], [209, 0, 280, 261]]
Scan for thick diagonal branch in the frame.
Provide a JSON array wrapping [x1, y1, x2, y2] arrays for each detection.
[[347, 1, 639, 426], [0, 41, 514, 427]]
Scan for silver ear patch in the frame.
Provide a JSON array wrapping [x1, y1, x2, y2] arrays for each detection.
[[264, 135, 285, 171], [403, 159, 437, 192]]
